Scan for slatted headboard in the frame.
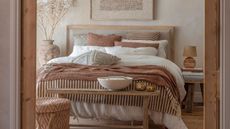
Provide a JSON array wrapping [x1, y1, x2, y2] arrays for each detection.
[[66, 25, 175, 61]]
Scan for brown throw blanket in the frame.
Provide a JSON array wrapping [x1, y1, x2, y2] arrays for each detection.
[[37, 63, 181, 116]]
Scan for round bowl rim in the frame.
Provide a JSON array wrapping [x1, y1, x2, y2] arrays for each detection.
[[97, 76, 133, 80]]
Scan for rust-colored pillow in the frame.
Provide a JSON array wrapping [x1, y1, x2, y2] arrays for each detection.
[[114, 41, 159, 49], [87, 33, 122, 46]]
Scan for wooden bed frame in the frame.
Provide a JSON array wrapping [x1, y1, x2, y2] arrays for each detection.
[[31, 24, 174, 129]]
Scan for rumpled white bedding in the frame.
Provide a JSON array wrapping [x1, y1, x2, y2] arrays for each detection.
[[48, 55, 187, 129]]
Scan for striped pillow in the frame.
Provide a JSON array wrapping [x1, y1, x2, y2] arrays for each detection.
[[72, 50, 121, 65], [125, 32, 160, 41]]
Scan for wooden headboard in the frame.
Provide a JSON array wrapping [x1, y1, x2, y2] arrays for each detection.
[[66, 25, 175, 61]]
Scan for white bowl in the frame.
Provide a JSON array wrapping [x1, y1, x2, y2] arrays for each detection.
[[97, 76, 133, 90]]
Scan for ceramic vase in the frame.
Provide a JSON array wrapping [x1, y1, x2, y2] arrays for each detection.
[[38, 40, 60, 66]]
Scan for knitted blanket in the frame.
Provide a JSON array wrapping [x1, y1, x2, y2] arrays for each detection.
[[37, 63, 181, 116]]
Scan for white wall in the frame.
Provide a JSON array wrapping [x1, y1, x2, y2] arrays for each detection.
[[37, 0, 204, 67], [0, 0, 11, 128]]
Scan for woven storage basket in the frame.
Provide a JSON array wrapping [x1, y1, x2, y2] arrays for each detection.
[[36, 98, 70, 129]]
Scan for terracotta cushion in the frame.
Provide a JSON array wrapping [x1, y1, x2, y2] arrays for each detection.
[[87, 33, 122, 46]]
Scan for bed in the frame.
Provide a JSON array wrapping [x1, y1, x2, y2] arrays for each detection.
[[36, 25, 187, 129]]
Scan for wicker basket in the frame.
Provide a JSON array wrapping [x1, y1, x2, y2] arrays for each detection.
[[36, 98, 70, 129]]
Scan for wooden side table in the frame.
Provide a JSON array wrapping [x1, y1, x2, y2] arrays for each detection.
[[182, 69, 204, 113], [47, 88, 160, 129]]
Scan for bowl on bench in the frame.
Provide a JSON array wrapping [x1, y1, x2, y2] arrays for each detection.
[[97, 76, 133, 91]]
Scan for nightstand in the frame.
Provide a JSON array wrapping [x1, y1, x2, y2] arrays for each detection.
[[182, 68, 204, 113]]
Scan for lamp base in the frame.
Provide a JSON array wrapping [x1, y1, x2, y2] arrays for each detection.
[[183, 57, 196, 68]]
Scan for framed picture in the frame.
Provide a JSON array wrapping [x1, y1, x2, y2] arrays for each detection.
[[91, 0, 154, 21]]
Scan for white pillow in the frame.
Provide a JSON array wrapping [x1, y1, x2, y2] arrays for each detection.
[[69, 46, 107, 57], [121, 39, 168, 58], [72, 50, 120, 65], [47, 57, 74, 64], [105, 46, 158, 56]]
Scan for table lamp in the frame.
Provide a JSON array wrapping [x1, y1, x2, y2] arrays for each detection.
[[183, 46, 197, 68]]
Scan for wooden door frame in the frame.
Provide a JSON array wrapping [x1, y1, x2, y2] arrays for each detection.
[[21, 0, 36, 129], [204, 0, 220, 129], [21, 0, 221, 129]]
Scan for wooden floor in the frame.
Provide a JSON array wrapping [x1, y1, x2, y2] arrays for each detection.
[[182, 106, 203, 129], [70, 106, 204, 129]]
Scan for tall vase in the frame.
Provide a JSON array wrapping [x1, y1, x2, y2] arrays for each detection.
[[38, 40, 60, 66]]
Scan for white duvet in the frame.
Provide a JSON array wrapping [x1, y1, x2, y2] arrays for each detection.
[[48, 55, 187, 129]]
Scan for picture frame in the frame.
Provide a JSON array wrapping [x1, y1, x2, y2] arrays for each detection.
[[90, 0, 154, 21]]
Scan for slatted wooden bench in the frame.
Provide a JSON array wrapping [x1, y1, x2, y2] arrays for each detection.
[[47, 88, 160, 129]]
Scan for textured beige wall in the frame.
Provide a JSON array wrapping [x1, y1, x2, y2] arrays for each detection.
[[0, 0, 11, 128], [37, 0, 204, 67]]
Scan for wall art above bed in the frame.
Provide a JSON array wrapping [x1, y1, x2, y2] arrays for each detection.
[[91, 0, 154, 20]]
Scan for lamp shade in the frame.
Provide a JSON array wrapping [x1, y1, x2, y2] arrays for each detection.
[[183, 46, 197, 57]]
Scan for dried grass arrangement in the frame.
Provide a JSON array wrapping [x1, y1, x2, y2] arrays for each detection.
[[37, 0, 73, 40]]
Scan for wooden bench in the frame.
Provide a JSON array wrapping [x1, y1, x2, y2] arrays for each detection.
[[47, 88, 160, 129]]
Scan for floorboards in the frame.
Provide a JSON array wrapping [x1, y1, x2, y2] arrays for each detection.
[[70, 106, 204, 129], [182, 106, 203, 129]]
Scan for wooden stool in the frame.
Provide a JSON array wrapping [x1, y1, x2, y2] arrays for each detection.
[[36, 98, 71, 129], [182, 70, 204, 113], [184, 83, 203, 113]]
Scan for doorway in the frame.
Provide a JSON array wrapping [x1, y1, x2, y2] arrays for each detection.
[[21, 0, 220, 129]]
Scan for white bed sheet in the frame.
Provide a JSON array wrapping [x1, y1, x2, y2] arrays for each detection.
[[71, 102, 187, 129], [48, 55, 187, 129]]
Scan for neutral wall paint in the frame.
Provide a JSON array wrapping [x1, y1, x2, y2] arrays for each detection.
[[0, 0, 11, 128], [37, 0, 204, 67], [221, 0, 230, 128]]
